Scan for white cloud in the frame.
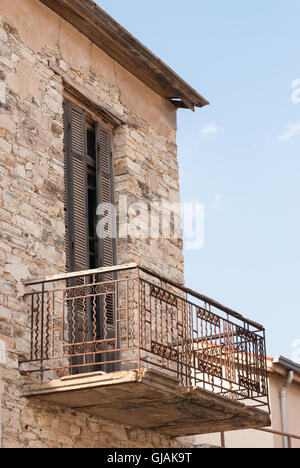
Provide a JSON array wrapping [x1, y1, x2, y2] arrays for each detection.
[[291, 79, 300, 104], [278, 121, 300, 141], [200, 124, 221, 137]]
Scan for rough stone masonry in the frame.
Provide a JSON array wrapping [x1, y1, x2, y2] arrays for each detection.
[[0, 0, 191, 448]]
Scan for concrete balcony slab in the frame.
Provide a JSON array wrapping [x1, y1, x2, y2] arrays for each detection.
[[23, 369, 271, 437]]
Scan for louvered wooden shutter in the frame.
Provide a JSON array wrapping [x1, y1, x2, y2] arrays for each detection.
[[63, 102, 70, 271], [96, 123, 118, 372], [64, 101, 89, 273], [96, 123, 117, 276], [64, 101, 91, 370]]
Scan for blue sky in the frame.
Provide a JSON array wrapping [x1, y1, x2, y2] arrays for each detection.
[[96, 0, 300, 360]]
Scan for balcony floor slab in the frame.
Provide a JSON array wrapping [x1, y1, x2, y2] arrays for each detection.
[[23, 369, 271, 437]]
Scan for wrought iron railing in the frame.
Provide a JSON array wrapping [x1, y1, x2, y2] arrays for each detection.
[[21, 264, 269, 410], [218, 428, 300, 448]]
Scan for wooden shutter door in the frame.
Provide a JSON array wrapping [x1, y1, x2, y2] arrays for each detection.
[[96, 123, 118, 372], [64, 101, 89, 273], [96, 123, 117, 271], [64, 101, 92, 373]]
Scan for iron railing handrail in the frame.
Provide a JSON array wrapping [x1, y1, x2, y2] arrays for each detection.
[[22, 263, 138, 286], [22, 263, 265, 332], [220, 428, 300, 448], [258, 427, 300, 441]]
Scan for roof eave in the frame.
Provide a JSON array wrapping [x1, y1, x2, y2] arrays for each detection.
[[39, 0, 209, 110], [273, 356, 300, 375]]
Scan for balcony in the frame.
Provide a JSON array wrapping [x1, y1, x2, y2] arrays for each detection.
[[20, 264, 271, 437]]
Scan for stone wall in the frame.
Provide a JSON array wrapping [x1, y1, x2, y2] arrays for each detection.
[[0, 0, 186, 449]]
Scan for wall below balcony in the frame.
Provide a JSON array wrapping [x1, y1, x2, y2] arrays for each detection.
[[0, 0, 185, 449]]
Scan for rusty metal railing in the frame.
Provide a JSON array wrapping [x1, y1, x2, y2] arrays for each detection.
[[20, 264, 269, 410], [258, 428, 300, 448], [219, 428, 300, 448]]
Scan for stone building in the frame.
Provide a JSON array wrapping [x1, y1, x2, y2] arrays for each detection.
[[0, 0, 270, 448]]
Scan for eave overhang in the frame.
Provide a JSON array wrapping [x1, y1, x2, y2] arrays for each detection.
[[271, 356, 300, 383], [39, 0, 209, 111]]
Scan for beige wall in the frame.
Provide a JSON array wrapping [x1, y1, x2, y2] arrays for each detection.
[[0, 0, 186, 448], [269, 372, 300, 449], [194, 371, 300, 449]]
